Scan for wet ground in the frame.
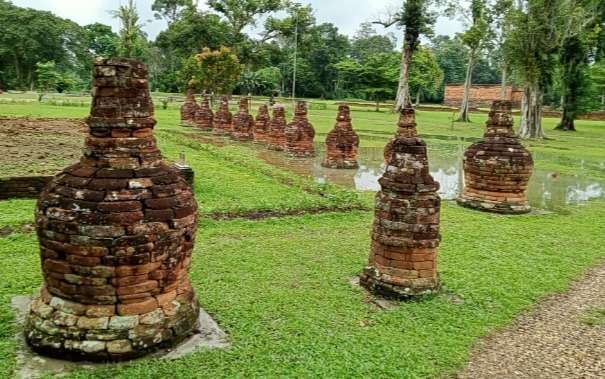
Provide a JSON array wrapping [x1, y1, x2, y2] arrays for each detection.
[[196, 133, 605, 213]]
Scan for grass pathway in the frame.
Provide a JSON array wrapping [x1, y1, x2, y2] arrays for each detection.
[[459, 262, 605, 379]]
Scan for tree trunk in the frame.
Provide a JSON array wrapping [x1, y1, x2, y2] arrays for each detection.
[[500, 64, 508, 99], [394, 42, 413, 112], [601, 89, 605, 111], [555, 106, 576, 131], [457, 53, 474, 122], [375, 99, 380, 112], [519, 84, 546, 139], [415, 89, 422, 107]]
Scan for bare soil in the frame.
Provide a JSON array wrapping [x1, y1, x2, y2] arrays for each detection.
[[458, 262, 605, 379], [0, 117, 86, 177]]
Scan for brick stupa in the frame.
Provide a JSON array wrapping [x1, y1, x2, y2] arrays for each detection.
[[322, 104, 359, 169], [285, 101, 315, 157], [194, 94, 213, 131], [180, 88, 198, 127], [267, 105, 287, 151], [360, 108, 441, 298], [25, 59, 200, 361], [212, 96, 232, 135], [231, 97, 254, 141], [457, 100, 533, 214], [253, 104, 270, 143]]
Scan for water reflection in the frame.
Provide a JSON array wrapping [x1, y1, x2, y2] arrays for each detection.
[[258, 143, 605, 211]]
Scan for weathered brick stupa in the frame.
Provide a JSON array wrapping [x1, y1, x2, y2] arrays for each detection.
[[322, 104, 359, 169], [253, 104, 270, 143], [194, 93, 213, 131], [231, 97, 254, 141], [267, 105, 287, 151], [25, 58, 200, 361], [360, 108, 441, 298], [457, 100, 533, 214], [180, 88, 198, 127], [284, 101, 316, 157], [212, 95, 233, 135]]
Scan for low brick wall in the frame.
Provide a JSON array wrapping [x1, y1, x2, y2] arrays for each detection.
[[444, 84, 523, 108], [0, 176, 52, 200], [0, 164, 194, 200]]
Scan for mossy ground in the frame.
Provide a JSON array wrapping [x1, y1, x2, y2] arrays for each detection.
[[0, 99, 604, 378]]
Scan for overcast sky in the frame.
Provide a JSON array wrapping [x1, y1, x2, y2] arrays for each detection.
[[12, 0, 464, 44]]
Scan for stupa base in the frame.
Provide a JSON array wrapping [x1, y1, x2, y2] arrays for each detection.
[[457, 192, 531, 214], [231, 133, 253, 141], [359, 266, 440, 299], [24, 287, 200, 362], [267, 144, 284, 151], [321, 160, 359, 169], [286, 150, 315, 158]]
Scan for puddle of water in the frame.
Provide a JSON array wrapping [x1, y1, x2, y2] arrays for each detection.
[[256, 142, 604, 212]]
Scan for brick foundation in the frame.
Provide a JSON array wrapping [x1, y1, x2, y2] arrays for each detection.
[[360, 108, 441, 298], [267, 105, 287, 151], [180, 89, 198, 127], [253, 104, 270, 143], [322, 104, 359, 169], [194, 94, 213, 131], [231, 97, 254, 141], [24, 58, 200, 361], [457, 101, 534, 214], [212, 96, 232, 136]]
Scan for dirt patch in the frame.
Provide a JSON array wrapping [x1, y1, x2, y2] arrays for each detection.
[[458, 262, 605, 379], [0, 117, 86, 177]]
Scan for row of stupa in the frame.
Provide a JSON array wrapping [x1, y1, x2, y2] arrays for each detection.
[[25, 59, 533, 362], [181, 91, 360, 169]]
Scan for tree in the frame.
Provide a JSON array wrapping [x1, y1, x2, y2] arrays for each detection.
[[351, 22, 397, 63], [112, 0, 149, 60], [84, 23, 119, 58], [505, 0, 566, 139], [375, 0, 438, 111], [181, 46, 242, 94], [0, 0, 91, 89], [336, 53, 400, 110], [153, 8, 233, 91], [555, 0, 605, 131], [453, 0, 491, 122], [409, 47, 444, 105], [237, 68, 280, 95], [591, 61, 605, 110], [208, 0, 283, 36], [152, 0, 193, 24], [35, 61, 61, 92]]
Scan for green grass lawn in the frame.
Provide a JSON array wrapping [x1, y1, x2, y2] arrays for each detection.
[[0, 203, 604, 378], [0, 100, 604, 377]]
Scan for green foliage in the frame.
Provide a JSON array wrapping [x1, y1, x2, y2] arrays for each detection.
[[84, 23, 119, 58], [152, 0, 194, 23], [237, 67, 280, 95], [111, 0, 149, 60], [335, 53, 400, 105], [409, 46, 444, 100], [182, 46, 242, 94], [35, 61, 61, 92], [350, 22, 396, 63], [208, 0, 283, 34]]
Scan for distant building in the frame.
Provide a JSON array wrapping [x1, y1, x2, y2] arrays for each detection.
[[444, 84, 523, 108]]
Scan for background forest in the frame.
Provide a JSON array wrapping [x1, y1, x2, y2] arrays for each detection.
[[0, 0, 604, 117]]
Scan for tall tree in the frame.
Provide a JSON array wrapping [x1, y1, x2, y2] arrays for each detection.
[[152, 0, 193, 24], [84, 23, 119, 58], [375, 0, 438, 111], [452, 0, 491, 122], [112, 0, 149, 60], [555, 0, 605, 131], [351, 22, 397, 63], [208, 0, 283, 36], [409, 46, 444, 105], [505, 0, 566, 139], [180, 46, 242, 94]]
